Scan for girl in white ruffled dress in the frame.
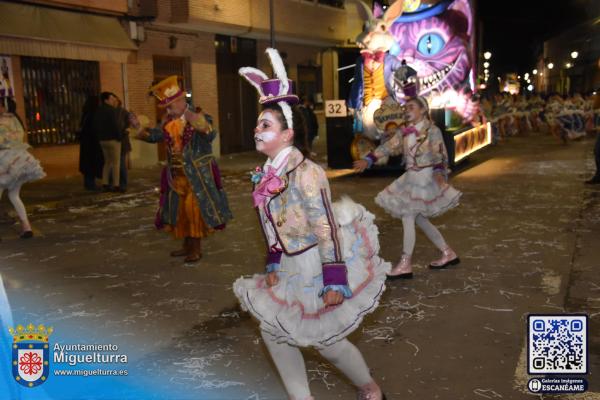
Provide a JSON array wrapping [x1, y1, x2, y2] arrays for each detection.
[[235, 48, 390, 400], [0, 98, 45, 239], [354, 96, 461, 279]]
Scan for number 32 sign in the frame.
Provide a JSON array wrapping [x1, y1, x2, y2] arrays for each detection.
[[325, 100, 348, 118]]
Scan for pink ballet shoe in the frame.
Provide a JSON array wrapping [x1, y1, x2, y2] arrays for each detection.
[[387, 254, 413, 280], [357, 381, 386, 400], [429, 247, 460, 269]]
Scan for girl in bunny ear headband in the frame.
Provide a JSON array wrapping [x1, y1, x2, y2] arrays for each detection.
[[235, 48, 391, 400], [354, 96, 462, 280]]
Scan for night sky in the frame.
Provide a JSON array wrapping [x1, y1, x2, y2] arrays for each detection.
[[478, 0, 597, 75]]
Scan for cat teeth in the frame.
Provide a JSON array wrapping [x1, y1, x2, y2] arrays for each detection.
[[417, 61, 456, 89]]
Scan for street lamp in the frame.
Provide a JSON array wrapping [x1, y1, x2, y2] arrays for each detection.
[[527, 85, 533, 92], [571, 51, 578, 59], [547, 62, 554, 69], [532, 69, 538, 75], [484, 51, 492, 60], [483, 62, 490, 68], [484, 69, 489, 74], [565, 62, 572, 69]]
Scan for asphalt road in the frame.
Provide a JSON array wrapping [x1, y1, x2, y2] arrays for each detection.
[[0, 134, 599, 400]]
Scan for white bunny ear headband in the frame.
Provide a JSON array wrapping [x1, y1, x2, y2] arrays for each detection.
[[239, 48, 299, 129]]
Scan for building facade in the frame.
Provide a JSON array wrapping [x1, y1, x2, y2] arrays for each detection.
[[0, 0, 362, 178], [536, 14, 600, 95]]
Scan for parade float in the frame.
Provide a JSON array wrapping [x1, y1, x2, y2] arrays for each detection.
[[329, 0, 491, 169]]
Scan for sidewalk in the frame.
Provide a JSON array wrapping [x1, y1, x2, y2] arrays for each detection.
[[7, 136, 332, 211]]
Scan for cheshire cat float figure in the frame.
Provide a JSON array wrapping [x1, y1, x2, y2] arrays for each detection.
[[348, 0, 405, 140], [389, 0, 478, 121]]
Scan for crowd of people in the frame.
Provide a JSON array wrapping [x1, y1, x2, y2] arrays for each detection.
[[1, 38, 600, 398], [478, 91, 600, 185], [479, 92, 600, 144]]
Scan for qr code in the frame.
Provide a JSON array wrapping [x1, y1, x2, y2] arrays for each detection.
[[528, 315, 587, 374]]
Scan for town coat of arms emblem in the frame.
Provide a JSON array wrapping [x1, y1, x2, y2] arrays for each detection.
[[9, 324, 52, 387]]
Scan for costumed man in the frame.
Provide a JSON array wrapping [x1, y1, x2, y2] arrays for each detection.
[[348, 0, 405, 140], [134, 76, 232, 263]]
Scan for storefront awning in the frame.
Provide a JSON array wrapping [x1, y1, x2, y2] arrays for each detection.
[[0, 2, 136, 63]]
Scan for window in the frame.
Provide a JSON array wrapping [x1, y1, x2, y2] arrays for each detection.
[[21, 57, 100, 146]]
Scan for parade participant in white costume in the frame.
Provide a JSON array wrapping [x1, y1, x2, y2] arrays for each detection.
[[557, 95, 586, 141], [235, 48, 390, 400], [529, 95, 545, 133], [516, 95, 532, 133], [544, 95, 564, 142], [0, 97, 45, 239], [354, 96, 461, 279]]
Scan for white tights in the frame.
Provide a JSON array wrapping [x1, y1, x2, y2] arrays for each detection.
[[401, 214, 447, 256], [261, 331, 373, 399], [0, 185, 31, 231]]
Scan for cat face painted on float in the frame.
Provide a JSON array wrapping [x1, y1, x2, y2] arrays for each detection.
[[388, 0, 474, 97]]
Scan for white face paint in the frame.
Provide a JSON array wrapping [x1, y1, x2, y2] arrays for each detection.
[[254, 131, 278, 151], [254, 111, 287, 154], [255, 130, 277, 143]]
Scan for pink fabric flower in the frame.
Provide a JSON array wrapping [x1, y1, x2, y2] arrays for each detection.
[[252, 167, 286, 208], [402, 126, 418, 136]]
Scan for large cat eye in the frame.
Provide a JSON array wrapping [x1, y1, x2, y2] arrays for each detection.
[[417, 33, 446, 56]]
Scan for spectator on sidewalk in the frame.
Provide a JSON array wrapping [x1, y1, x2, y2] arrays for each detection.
[[78, 95, 103, 191], [299, 95, 319, 155], [109, 97, 131, 192], [93, 92, 123, 192]]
